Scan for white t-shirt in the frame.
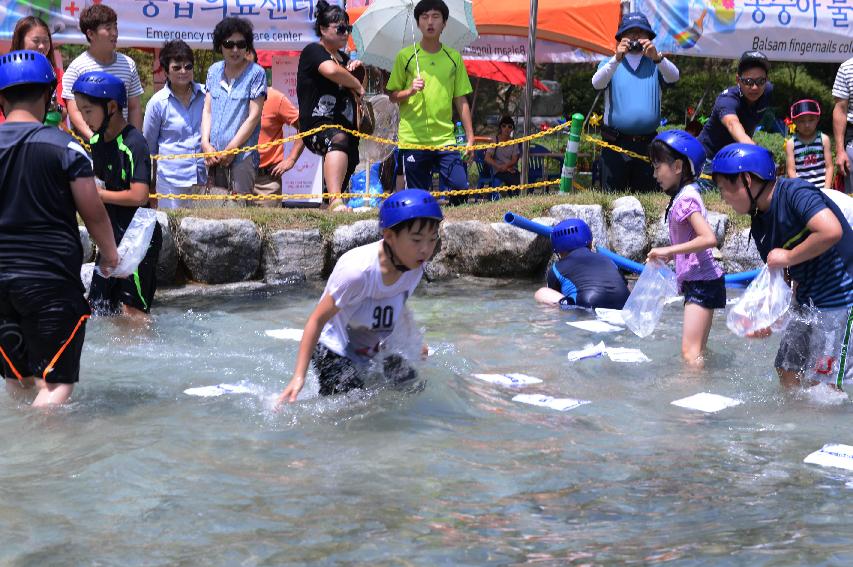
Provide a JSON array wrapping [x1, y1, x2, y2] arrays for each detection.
[[319, 241, 423, 362], [62, 51, 144, 121]]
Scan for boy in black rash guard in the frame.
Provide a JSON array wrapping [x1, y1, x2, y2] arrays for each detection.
[[0, 51, 118, 407], [535, 219, 631, 310], [73, 71, 162, 318]]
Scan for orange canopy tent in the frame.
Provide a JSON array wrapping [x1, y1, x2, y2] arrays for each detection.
[[347, 0, 620, 56], [471, 0, 619, 56]]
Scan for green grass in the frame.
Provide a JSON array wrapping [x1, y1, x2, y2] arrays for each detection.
[[162, 188, 750, 238]]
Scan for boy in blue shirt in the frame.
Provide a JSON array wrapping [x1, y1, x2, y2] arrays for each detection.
[[713, 143, 853, 388], [0, 51, 118, 406], [73, 71, 162, 318], [535, 219, 630, 310]]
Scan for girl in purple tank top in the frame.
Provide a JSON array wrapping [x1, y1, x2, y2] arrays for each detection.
[[646, 130, 726, 368]]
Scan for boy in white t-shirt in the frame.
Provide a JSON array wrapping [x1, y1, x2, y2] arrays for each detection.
[[276, 189, 443, 404]]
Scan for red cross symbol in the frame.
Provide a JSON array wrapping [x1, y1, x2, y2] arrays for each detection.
[[64, 1, 81, 16]]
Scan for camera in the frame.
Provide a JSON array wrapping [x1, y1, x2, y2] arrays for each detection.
[[628, 39, 643, 52]]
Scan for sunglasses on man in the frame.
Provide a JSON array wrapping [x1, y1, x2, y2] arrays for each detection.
[[737, 76, 767, 87], [222, 39, 248, 50]]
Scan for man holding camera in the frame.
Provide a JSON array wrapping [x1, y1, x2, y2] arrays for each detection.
[[591, 11, 679, 192]]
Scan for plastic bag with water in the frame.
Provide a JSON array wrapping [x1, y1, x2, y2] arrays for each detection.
[[726, 264, 792, 337], [95, 208, 158, 279], [622, 259, 678, 338]]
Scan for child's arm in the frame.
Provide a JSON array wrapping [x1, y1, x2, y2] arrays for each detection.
[[785, 138, 797, 178], [647, 211, 717, 261], [454, 95, 474, 154], [66, 98, 94, 140], [766, 208, 843, 268], [276, 293, 340, 406], [822, 133, 835, 189], [99, 181, 150, 207], [72, 177, 119, 275]]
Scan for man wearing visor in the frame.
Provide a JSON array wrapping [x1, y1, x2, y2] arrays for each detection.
[[698, 50, 773, 161]]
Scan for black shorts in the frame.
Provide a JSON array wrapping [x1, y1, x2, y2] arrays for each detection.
[[682, 276, 726, 310], [90, 224, 162, 315], [304, 128, 359, 198], [0, 278, 90, 384], [311, 342, 417, 396]]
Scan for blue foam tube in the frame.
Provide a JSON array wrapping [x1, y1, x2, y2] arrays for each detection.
[[503, 211, 553, 237], [503, 211, 759, 287]]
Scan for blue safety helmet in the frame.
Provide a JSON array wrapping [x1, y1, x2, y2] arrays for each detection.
[[652, 129, 705, 177], [0, 50, 56, 92], [615, 12, 656, 40], [551, 219, 593, 254], [711, 143, 776, 182], [379, 189, 443, 229], [72, 71, 127, 109]]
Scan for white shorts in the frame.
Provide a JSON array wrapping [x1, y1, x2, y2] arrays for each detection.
[[774, 303, 853, 388]]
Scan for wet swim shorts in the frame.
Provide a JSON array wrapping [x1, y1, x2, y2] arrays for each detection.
[[775, 303, 853, 388]]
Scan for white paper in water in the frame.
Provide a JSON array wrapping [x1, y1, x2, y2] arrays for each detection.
[[605, 347, 651, 363], [566, 320, 623, 333], [594, 308, 625, 326], [472, 373, 543, 387], [671, 392, 742, 413], [566, 341, 607, 361], [804, 443, 853, 472], [512, 394, 590, 412], [184, 383, 255, 397], [265, 328, 304, 341]]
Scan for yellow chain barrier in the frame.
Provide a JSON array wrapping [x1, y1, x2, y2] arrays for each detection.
[[582, 133, 713, 180], [149, 178, 580, 202]]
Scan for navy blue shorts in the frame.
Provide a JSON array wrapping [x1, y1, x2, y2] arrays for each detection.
[[400, 149, 468, 206], [90, 224, 162, 315], [682, 276, 726, 310], [0, 278, 90, 384]]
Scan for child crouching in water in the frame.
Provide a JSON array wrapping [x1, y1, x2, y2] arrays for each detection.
[[276, 189, 442, 405], [647, 130, 725, 367]]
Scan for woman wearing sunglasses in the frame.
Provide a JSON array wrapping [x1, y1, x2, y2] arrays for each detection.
[[697, 50, 773, 162], [201, 17, 267, 203], [144, 40, 207, 209], [297, 0, 365, 212]]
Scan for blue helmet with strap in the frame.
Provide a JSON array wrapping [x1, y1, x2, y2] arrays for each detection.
[[72, 71, 127, 108], [711, 143, 776, 182], [551, 218, 592, 254], [653, 129, 705, 177], [379, 189, 443, 229], [0, 50, 56, 92]]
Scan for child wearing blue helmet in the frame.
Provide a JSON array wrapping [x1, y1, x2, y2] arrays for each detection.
[[535, 218, 630, 309], [647, 129, 724, 368], [276, 189, 443, 405], [0, 51, 118, 406], [73, 70, 162, 318], [713, 143, 853, 388]]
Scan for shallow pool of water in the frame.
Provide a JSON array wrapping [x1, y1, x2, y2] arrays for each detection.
[[3, 279, 853, 565]]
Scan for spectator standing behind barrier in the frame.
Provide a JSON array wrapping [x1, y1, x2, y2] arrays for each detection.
[[143, 40, 206, 209], [697, 50, 772, 161], [249, 48, 305, 208], [833, 55, 853, 193], [61, 4, 143, 138], [591, 11, 679, 192], [201, 17, 267, 202], [387, 0, 474, 206], [484, 115, 520, 195], [297, 0, 364, 212], [9, 16, 65, 126]]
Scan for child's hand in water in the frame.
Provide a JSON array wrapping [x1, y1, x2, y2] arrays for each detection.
[[746, 327, 773, 339], [275, 375, 305, 408], [647, 247, 672, 262]]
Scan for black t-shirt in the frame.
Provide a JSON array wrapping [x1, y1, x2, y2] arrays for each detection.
[[297, 42, 355, 132], [90, 124, 152, 242], [0, 122, 93, 287], [547, 247, 631, 309]]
